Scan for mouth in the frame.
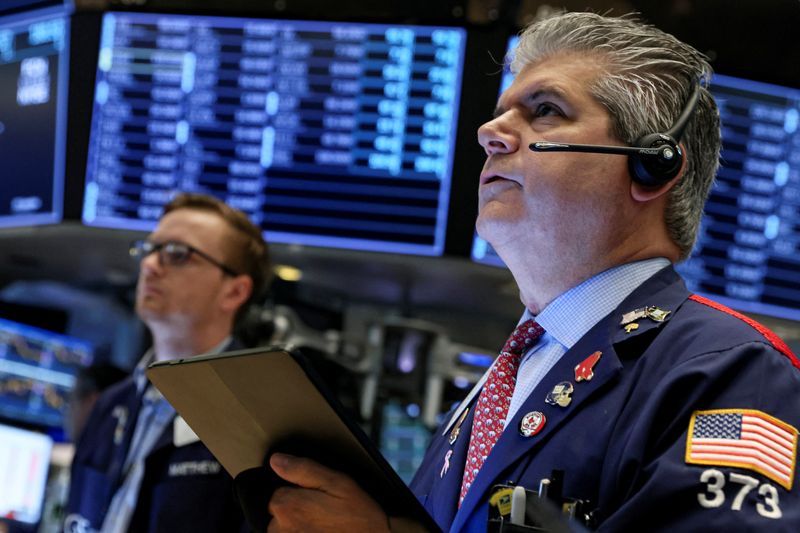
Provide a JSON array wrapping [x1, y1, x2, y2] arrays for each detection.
[[480, 172, 518, 187], [139, 282, 162, 297]]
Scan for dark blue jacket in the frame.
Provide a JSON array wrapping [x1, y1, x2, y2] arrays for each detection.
[[410, 266, 800, 532], [65, 349, 246, 533]]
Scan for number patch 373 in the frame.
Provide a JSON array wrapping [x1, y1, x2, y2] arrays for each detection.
[[698, 469, 782, 519]]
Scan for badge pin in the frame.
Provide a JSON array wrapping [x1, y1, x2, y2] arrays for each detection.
[[440, 449, 453, 478], [448, 427, 460, 446], [645, 306, 671, 322], [621, 306, 671, 325], [620, 308, 647, 325], [449, 408, 470, 445], [519, 411, 546, 437], [545, 381, 574, 407], [624, 323, 640, 334], [112, 405, 128, 445], [575, 351, 602, 382]]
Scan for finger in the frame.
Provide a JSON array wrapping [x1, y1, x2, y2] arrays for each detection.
[[266, 514, 282, 533], [269, 453, 346, 492], [268, 486, 308, 520]]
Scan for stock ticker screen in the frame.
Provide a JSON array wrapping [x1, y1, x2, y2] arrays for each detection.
[[0, 317, 93, 429], [677, 74, 800, 321], [82, 12, 466, 255], [0, 4, 69, 227]]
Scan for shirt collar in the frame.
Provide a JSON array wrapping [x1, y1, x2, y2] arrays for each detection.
[[524, 258, 671, 350], [134, 335, 233, 393]]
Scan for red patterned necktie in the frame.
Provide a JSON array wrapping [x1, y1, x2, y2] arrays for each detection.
[[459, 318, 544, 505]]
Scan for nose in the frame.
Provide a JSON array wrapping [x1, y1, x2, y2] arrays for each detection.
[[477, 113, 519, 156]]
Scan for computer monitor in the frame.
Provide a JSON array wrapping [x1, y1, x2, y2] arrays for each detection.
[[0, 2, 70, 228], [81, 12, 466, 256], [677, 74, 800, 322], [0, 423, 53, 524], [0, 317, 93, 429]]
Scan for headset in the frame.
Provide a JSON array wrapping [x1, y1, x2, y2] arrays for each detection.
[[529, 83, 701, 188]]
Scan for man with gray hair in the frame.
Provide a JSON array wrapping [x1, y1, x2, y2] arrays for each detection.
[[265, 12, 800, 531]]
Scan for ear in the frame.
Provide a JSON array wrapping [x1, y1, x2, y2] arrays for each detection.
[[219, 275, 253, 314], [630, 142, 687, 202]]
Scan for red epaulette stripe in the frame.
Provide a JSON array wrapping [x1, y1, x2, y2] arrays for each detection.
[[689, 294, 800, 370]]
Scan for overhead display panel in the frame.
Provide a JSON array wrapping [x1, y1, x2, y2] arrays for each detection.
[[678, 74, 800, 322], [0, 3, 70, 227], [82, 12, 466, 256]]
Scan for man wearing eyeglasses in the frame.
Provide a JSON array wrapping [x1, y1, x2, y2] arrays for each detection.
[[65, 193, 271, 533]]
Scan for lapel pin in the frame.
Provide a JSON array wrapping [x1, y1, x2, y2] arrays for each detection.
[[545, 381, 574, 407], [620, 307, 647, 325], [440, 449, 453, 478], [645, 306, 671, 322], [519, 411, 546, 437], [575, 351, 602, 382], [449, 408, 470, 445], [624, 323, 639, 334], [621, 306, 671, 326], [112, 405, 128, 445]]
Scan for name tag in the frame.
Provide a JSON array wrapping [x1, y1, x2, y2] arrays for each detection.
[[168, 460, 221, 477]]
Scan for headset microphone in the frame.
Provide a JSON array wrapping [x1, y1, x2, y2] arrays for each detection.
[[529, 83, 701, 188]]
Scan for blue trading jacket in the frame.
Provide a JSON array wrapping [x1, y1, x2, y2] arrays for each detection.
[[410, 266, 800, 532], [64, 358, 246, 532]]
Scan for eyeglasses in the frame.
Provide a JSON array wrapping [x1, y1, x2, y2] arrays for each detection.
[[129, 240, 240, 277]]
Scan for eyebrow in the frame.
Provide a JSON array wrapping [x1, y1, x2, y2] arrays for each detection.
[[492, 86, 570, 119]]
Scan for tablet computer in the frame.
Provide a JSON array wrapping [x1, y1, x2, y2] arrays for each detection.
[[146, 346, 439, 532]]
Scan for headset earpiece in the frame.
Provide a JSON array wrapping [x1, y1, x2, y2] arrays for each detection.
[[628, 83, 701, 188], [529, 82, 702, 189], [628, 133, 683, 188]]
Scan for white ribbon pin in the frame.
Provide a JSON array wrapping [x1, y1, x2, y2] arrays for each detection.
[[440, 449, 453, 478]]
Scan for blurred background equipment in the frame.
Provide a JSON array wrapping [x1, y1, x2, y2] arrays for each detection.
[[0, 317, 94, 432], [0, 423, 53, 532]]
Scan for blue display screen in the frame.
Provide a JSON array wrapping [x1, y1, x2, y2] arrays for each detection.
[[677, 74, 800, 321], [0, 4, 69, 227], [471, 233, 504, 268], [82, 12, 466, 256], [0, 317, 93, 428]]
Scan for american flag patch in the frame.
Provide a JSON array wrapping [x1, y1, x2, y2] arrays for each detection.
[[686, 409, 798, 490]]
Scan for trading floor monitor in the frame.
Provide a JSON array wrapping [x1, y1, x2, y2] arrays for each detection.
[[0, 1, 71, 227], [82, 12, 466, 256]]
